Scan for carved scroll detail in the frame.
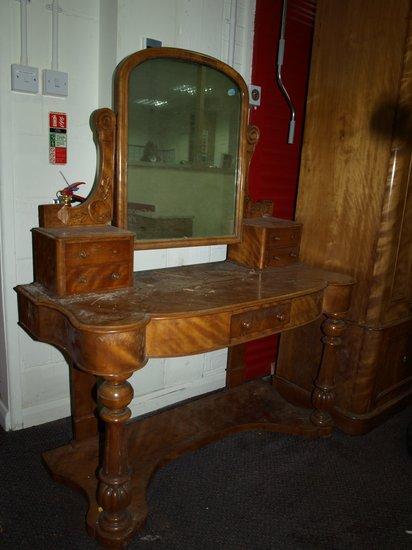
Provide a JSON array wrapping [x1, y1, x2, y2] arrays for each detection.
[[38, 108, 116, 228], [243, 124, 274, 218]]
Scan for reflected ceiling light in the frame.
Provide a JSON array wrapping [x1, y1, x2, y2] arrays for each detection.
[[173, 85, 213, 95], [134, 98, 168, 107]]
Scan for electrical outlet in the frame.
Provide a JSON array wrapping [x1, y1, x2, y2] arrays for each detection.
[[11, 64, 39, 94], [43, 69, 68, 97], [249, 84, 261, 107]]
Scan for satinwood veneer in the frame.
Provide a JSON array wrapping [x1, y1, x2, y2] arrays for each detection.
[[15, 46, 355, 548]]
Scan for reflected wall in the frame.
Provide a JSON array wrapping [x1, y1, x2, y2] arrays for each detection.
[[127, 58, 241, 241]]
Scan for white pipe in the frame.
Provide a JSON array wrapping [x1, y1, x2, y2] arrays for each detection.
[[51, 0, 59, 71], [228, 0, 238, 67], [20, 0, 28, 66]]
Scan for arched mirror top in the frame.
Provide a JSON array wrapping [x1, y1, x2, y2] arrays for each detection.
[[114, 48, 251, 250]]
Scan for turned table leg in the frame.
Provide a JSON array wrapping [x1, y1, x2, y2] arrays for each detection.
[[96, 376, 134, 548], [311, 315, 346, 428]]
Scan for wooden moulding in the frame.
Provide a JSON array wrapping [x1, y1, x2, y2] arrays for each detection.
[[38, 108, 116, 228], [113, 47, 258, 250], [43, 379, 330, 547]]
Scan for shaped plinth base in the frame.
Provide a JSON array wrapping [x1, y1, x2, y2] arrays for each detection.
[[43, 380, 331, 547]]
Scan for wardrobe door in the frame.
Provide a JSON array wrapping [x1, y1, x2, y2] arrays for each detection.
[[373, 321, 412, 407], [366, 17, 412, 326]]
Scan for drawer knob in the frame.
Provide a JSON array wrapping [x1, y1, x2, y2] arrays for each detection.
[[276, 312, 286, 322], [289, 252, 297, 258], [79, 276, 88, 284], [272, 236, 281, 241], [273, 256, 281, 261], [241, 320, 252, 330], [112, 249, 118, 255], [402, 355, 408, 364], [111, 272, 121, 280], [79, 250, 88, 259]]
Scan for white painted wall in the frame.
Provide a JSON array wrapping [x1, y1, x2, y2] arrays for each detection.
[[0, 0, 256, 430], [0, 0, 100, 430]]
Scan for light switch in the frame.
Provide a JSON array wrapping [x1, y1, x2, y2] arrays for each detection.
[[43, 69, 68, 97], [11, 64, 39, 94]]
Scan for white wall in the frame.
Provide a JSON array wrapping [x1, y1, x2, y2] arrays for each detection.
[[0, 0, 100, 430], [0, 0, 256, 430]]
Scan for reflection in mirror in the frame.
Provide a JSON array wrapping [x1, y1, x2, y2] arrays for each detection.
[[127, 57, 241, 242]]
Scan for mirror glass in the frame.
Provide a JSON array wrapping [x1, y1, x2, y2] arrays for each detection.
[[127, 57, 241, 242]]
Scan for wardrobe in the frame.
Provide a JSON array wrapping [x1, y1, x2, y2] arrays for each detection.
[[276, 0, 412, 434]]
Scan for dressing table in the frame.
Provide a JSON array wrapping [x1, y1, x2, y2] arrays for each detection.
[[15, 48, 354, 548]]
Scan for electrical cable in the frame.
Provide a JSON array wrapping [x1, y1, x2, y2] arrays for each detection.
[[276, 0, 296, 144]]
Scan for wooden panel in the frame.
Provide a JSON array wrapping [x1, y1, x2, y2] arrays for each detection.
[[226, 344, 246, 388], [295, 0, 410, 324], [374, 320, 412, 406], [69, 364, 98, 441], [32, 230, 59, 294], [146, 312, 231, 357], [227, 224, 265, 268], [391, 177, 412, 305], [365, 11, 412, 325]]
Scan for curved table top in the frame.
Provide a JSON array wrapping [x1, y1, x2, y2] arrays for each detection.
[[17, 261, 354, 330]]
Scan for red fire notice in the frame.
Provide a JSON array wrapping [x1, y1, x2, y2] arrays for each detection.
[[49, 112, 67, 164]]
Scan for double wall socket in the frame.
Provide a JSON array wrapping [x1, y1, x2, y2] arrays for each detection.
[[11, 64, 39, 94]]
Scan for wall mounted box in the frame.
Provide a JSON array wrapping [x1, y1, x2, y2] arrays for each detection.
[[32, 226, 134, 296], [11, 63, 39, 94], [43, 69, 68, 97]]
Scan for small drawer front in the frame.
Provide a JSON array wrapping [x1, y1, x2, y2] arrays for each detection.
[[266, 246, 299, 267], [65, 262, 131, 294], [231, 302, 291, 340], [267, 227, 301, 247], [65, 239, 132, 267]]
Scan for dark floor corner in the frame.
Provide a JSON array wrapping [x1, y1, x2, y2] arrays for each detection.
[[1, 407, 411, 550]]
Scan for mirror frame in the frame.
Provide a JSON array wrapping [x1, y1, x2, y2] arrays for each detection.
[[113, 47, 250, 250]]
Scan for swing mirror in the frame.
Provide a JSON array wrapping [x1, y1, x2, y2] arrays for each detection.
[[114, 48, 249, 249]]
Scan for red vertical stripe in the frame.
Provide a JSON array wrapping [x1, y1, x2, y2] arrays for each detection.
[[245, 0, 315, 380]]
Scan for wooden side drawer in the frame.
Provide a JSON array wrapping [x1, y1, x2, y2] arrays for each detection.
[[66, 262, 132, 294], [231, 302, 291, 340], [267, 227, 301, 247], [266, 247, 299, 267], [65, 239, 131, 267]]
